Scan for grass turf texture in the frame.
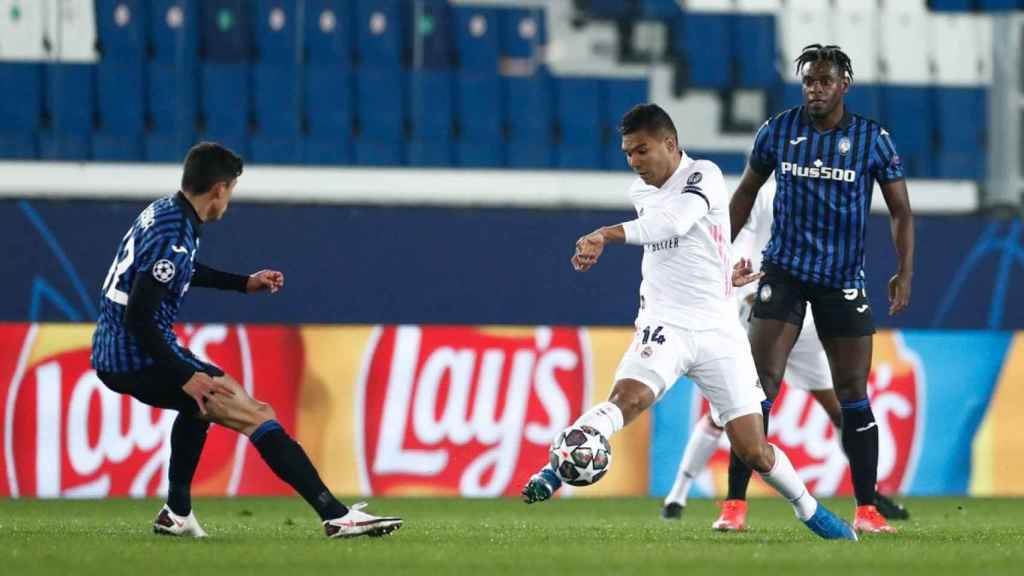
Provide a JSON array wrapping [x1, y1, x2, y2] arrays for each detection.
[[2, 497, 1022, 575]]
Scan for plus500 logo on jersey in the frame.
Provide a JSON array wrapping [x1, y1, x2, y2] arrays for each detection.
[[781, 161, 857, 182], [360, 326, 588, 497]]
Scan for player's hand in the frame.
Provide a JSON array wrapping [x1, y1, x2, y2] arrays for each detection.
[[731, 258, 764, 287], [888, 271, 912, 316], [182, 372, 236, 415], [247, 269, 284, 294], [572, 231, 605, 272]]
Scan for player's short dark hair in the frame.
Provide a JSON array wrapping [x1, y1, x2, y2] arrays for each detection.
[[181, 142, 243, 195], [795, 44, 854, 81], [618, 103, 678, 140]]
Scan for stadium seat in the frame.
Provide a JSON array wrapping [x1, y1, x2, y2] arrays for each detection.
[[845, 84, 881, 125], [452, 5, 499, 72], [409, 71, 453, 140], [412, 0, 453, 69], [407, 138, 453, 167], [879, 3, 930, 85], [201, 0, 252, 62], [0, 133, 37, 159], [254, 0, 299, 64], [927, 0, 976, 10], [934, 87, 985, 180], [506, 141, 553, 168], [505, 74, 553, 142], [0, 63, 42, 131], [500, 8, 546, 59], [201, 63, 250, 138], [556, 77, 602, 170], [693, 151, 746, 174], [46, 65, 95, 134], [355, 136, 403, 166], [586, 1, 633, 19], [456, 72, 503, 142], [673, 13, 732, 89], [38, 133, 91, 161], [881, 85, 934, 179], [147, 62, 198, 134], [150, 0, 199, 65], [92, 133, 143, 161], [97, 59, 145, 135], [558, 144, 603, 170], [602, 78, 648, 130], [456, 139, 504, 168], [253, 63, 302, 137], [200, 129, 249, 159], [733, 14, 778, 88], [304, 65, 354, 137], [145, 131, 197, 162], [95, 0, 148, 60], [356, 67, 404, 141], [304, 136, 353, 165], [250, 136, 303, 164], [606, 138, 628, 171], [356, 0, 406, 68], [305, 0, 354, 67], [834, 3, 880, 85], [978, 0, 1017, 10], [640, 0, 682, 19]]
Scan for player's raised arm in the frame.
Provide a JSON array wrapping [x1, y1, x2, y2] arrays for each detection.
[[880, 178, 914, 316], [191, 263, 284, 294]]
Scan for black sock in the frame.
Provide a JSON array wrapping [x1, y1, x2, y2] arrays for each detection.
[[841, 398, 878, 507], [250, 420, 348, 521], [726, 399, 772, 500], [167, 413, 210, 516]]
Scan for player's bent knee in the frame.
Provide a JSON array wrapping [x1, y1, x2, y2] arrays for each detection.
[[609, 380, 655, 423]]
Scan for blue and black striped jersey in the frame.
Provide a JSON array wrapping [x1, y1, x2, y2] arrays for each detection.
[[91, 192, 207, 374], [749, 106, 904, 288]]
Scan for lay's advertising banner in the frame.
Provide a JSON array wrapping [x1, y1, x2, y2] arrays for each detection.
[[1, 323, 1021, 499]]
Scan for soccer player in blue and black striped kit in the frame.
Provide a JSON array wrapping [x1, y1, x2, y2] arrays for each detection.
[[725, 45, 915, 534], [92, 142, 401, 539]]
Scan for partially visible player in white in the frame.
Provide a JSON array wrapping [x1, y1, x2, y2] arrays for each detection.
[[660, 186, 908, 528], [520, 103, 856, 541]]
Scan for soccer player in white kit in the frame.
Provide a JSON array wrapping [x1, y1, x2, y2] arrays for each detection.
[[660, 186, 909, 529], [520, 104, 856, 540]]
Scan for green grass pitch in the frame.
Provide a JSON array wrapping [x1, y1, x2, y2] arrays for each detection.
[[3, 497, 1023, 575]]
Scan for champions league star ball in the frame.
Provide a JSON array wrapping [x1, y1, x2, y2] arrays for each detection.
[[549, 426, 612, 487]]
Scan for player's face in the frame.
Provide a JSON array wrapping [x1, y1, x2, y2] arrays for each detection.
[[209, 179, 236, 221], [800, 61, 848, 119], [622, 130, 677, 187]]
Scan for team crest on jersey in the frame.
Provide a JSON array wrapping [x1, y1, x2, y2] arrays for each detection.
[[640, 346, 653, 359], [758, 283, 773, 303], [838, 137, 851, 156], [687, 172, 703, 185], [152, 259, 176, 283], [140, 205, 155, 230]]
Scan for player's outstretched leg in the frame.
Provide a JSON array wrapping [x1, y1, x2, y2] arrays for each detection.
[[154, 413, 211, 538], [712, 398, 773, 531], [661, 414, 723, 520], [726, 413, 856, 541], [203, 375, 402, 538], [522, 379, 653, 504]]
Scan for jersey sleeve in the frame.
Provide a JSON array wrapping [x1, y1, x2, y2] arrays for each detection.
[[135, 230, 194, 295], [748, 119, 777, 176], [870, 128, 906, 183]]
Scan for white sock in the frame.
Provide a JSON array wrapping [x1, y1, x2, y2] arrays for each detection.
[[664, 416, 722, 506], [571, 401, 625, 440], [759, 444, 818, 521]]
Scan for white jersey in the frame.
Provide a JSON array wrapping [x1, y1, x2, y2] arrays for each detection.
[[628, 153, 734, 331]]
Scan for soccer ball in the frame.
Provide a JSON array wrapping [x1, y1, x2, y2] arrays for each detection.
[[549, 425, 612, 487]]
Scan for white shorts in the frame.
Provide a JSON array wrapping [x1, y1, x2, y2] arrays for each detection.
[[740, 306, 833, 392], [613, 319, 765, 427]]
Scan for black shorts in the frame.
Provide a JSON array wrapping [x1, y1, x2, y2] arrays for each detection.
[[751, 262, 876, 338], [97, 362, 224, 415]]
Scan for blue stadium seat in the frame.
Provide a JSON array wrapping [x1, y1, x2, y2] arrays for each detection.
[[780, 83, 802, 108], [693, 151, 746, 175], [0, 133, 37, 159], [150, 0, 199, 65], [504, 74, 552, 141], [927, 0, 973, 10], [673, 13, 732, 89], [96, 0, 148, 60], [253, 63, 301, 137], [881, 86, 934, 179], [602, 78, 648, 131], [640, 0, 681, 19], [0, 63, 42, 131], [46, 65, 94, 134], [304, 136, 353, 164], [97, 59, 145, 135], [147, 62, 198, 133], [456, 139, 504, 168], [409, 71, 453, 140], [356, 67, 404, 141], [556, 77, 602, 170], [250, 136, 303, 164], [978, 0, 1016, 10], [200, 130, 249, 159], [500, 8, 546, 59], [356, 0, 406, 68], [606, 139, 628, 171], [355, 137, 403, 166], [846, 84, 881, 125], [586, 1, 633, 19], [201, 63, 250, 137], [935, 87, 985, 179], [558, 144, 602, 170], [457, 72, 502, 141], [506, 141, 553, 168], [407, 139, 453, 167], [305, 0, 354, 67], [145, 131, 197, 162], [201, 0, 252, 62], [413, 0, 453, 68], [93, 133, 143, 161], [733, 14, 777, 89], [305, 65, 354, 137], [254, 0, 299, 63], [38, 134, 91, 161], [453, 6, 499, 72]]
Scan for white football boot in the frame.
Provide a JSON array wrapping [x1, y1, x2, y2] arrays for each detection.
[[153, 504, 209, 538], [323, 502, 402, 539]]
